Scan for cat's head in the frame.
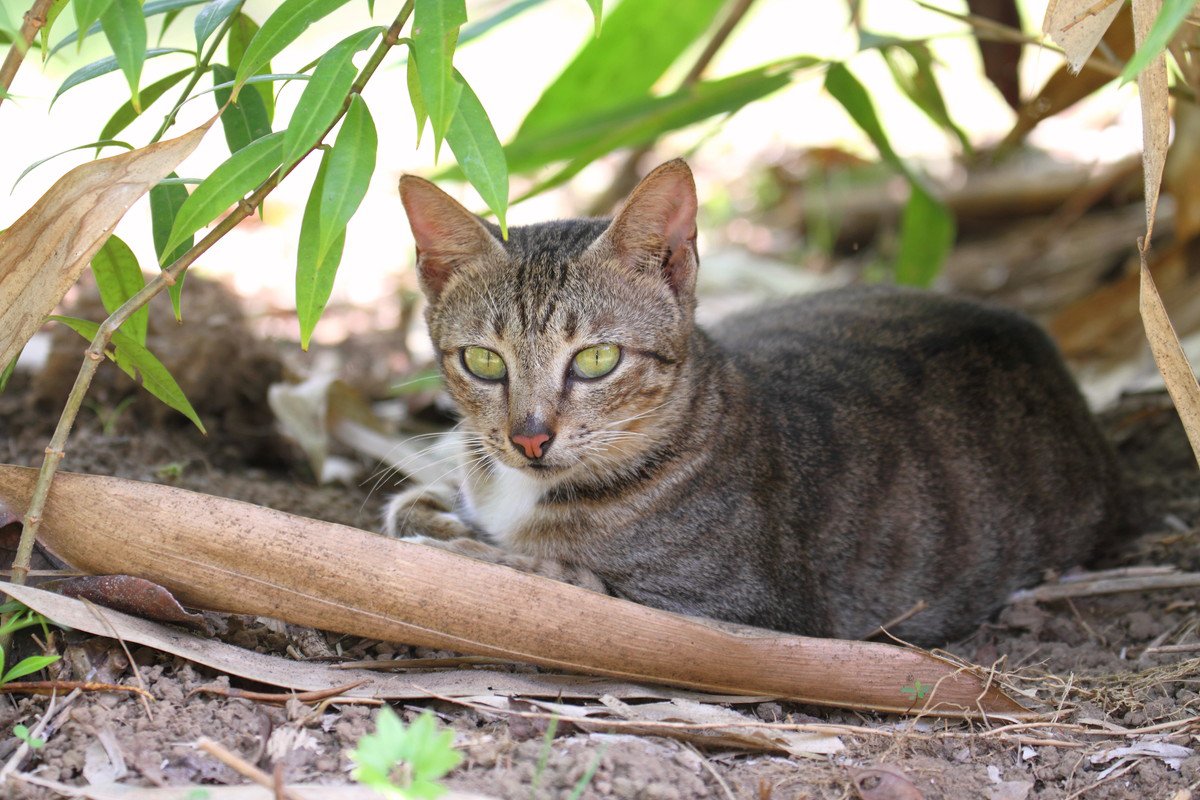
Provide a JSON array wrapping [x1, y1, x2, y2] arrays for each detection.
[[399, 160, 699, 481]]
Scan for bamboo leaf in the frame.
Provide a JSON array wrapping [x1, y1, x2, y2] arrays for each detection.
[[0, 119, 212, 371], [296, 154, 345, 350], [212, 64, 272, 153], [71, 0, 115, 51], [57, 0, 208, 55], [412, 0, 467, 159], [316, 95, 376, 264], [823, 62, 900, 168], [879, 42, 971, 154], [459, 0, 546, 44], [1, 655, 60, 684], [162, 131, 284, 258], [195, 0, 241, 50], [52, 316, 206, 433], [0, 354, 16, 392], [228, 12, 275, 122], [39, 0, 71, 56], [446, 71, 507, 236], [1122, 0, 1191, 82], [895, 184, 955, 287], [585, 0, 602, 36], [91, 235, 149, 345], [231, 0, 355, 97], [100, 0, 148, 112], [406, 49, 428, 145], [1042, 0, 1124, 73], [53, 48, 192, 107], [99, 68, 193, 142], [13, 140, 135, 192], [515, 0, 725, 141], [282, 27, 382, 170], [150, 175, 193, 319]]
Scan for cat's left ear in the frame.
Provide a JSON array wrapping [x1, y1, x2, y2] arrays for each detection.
[[595, 159, 698, 298]]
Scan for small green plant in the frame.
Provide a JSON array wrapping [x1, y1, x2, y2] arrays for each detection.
[[351, 707, 462, 799], [84, 395, 136, 436], [901, 679, 930, 700], [154, 461, 188, 480], [530, 715, 559, 797], [0, 601, 60, 686], [12, 723, 45, 750]]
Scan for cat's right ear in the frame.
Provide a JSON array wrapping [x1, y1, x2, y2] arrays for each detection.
[[399, 175, 504, 300]]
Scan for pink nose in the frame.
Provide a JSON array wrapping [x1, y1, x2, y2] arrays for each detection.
[[512, 432, 551, 459]]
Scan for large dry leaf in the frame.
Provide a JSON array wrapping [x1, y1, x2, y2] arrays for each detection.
[[1043, 0, 1125, 73], [1133, 0, 1171, 241], [1, 583, 724, 702], [0, 118, 213, 369], [0, 466, 1031, 718], [1141, 264, 1200, 466]]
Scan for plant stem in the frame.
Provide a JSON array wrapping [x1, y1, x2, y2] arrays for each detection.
[[9, 1, 415, 588], [585, 0, 758, 216], [0, 0, 55, 110], [149, 0, 245, 144]]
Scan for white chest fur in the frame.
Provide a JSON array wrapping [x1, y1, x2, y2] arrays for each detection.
[[463, 464, 544, 547]]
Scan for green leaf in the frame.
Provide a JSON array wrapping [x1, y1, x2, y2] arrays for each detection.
[[446, 71, 507, 236], [53, 48, 192, 107], [296, 154, 345, 350], [282, 27, 381, 169], [585, 0, 602, 36], [151, 175, 193, 318], [895, 183, 954, 287], [91, 235, 149, 345], [39, 0, 71, 56], [231, 0, 355, 97], [823, 62, 900, 169], [52, 316, 206, 432], [56, 0, 208, 55], [72, 0, 116, 51], [879, 43, 971, 154], [212, 64, 272, 153], [459, 0, 546, 45], [406, 49, 428, 145], [501, 58, 813, 176], [1121, 0, 1193, 83], [195, 72, 310, 100], [1, 655, 60, 685], [13, 140, 134, 191], [228, 12, 275, 122], [412, 0, 467, 160], [100, 0, 148, 112], [352, 708, 462, 798], [99, 68, 193, 142], [515, 0, 726, 141], [162, 131, 285, 258], [195, 0, 241, 50], [0, 354, 16, 392]]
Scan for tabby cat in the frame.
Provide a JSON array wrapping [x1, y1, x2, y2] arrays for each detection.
[[383, 160, 1124, 644]]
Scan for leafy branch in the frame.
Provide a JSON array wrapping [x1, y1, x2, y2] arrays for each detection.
[[8, 0, 416, 588]]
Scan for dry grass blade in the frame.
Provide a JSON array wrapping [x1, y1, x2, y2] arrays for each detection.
[[1043, 0, 1125, 72], [0, 118, 213, 369], [0, 466, 1031, 718], [1141, 264, 1200, 467], [1133, 0, 1171, 240]]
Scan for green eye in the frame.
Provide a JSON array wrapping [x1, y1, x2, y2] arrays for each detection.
[[572, 344, 621, 379], [463, 347, 507, 380]]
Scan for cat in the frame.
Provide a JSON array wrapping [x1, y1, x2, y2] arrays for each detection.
[[382, 159, 1125, 645]]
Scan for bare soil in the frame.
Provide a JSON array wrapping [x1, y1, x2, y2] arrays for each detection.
[[0, 288, 1197, 799]]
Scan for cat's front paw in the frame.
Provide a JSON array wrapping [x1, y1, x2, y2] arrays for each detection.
[[382, 484, 472, 540]]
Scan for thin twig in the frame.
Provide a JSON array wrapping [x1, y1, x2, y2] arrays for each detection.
[[0, 688, 81, 781], [187, 679, 367, 704], [197, 737, 304, 800], [84, 598, 153, 721], [1011, 572, 1200, 602], [1143, 642, 1200, 655], [10, 1, 416, 589], [0, 0, 55, 110], [861, 600, 929, 641]]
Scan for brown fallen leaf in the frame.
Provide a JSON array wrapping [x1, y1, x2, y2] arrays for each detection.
[[852, 766, 925, 800], [51, 574, 209, 632], [1042, 0, 1124, 73], [0, 117, 213, 369], [0, 582, 757, 703], [0, 466, 1032, 718], [1133, 0, 1170, 240]]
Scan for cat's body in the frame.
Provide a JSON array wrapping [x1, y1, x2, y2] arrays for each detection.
[[386, 161, 1124, 644]]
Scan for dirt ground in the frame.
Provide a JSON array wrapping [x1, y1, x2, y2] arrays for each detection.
[[0, 282, 1197, 799]]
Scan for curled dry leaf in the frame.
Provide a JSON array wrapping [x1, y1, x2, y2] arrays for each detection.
[[1133, 0, 1170, 241], [52, 574, 209, 632], [1042, 0, 1124, 73], [0, 465, 1031, 717], [0, 117, 214, 369], [1141, 264, 1200, 468], [852, 766, 925, 800]]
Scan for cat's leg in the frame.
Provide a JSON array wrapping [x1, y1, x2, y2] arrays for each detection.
[[381, 482, 473, 541]]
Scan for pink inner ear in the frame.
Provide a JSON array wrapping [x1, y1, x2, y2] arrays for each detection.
[[399, 176, 495, 299], [608, 162, 699, 294]]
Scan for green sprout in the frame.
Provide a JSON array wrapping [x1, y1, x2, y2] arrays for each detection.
[[900, 679, 930, 700], [0, 601, 60, 686], [12, 723, 45, 750], [351, 707, 462, 799]]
